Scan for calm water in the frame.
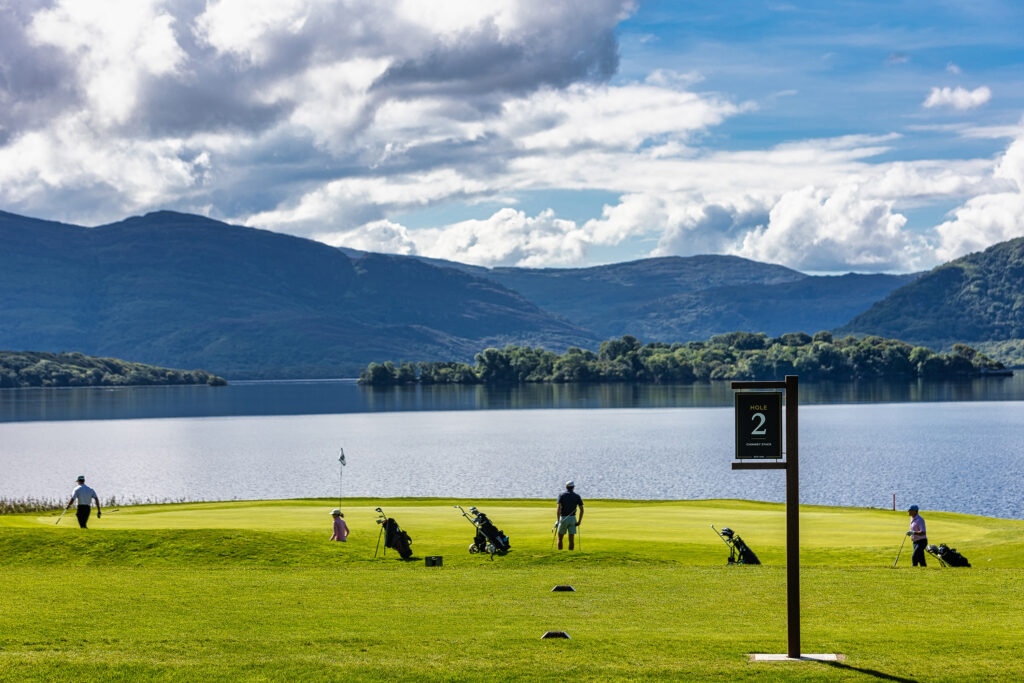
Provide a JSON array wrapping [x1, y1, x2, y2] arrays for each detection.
[[1, 378, 1022, 518]]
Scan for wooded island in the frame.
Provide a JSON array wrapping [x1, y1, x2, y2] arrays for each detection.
[[359, 332, 1008, 385], [0, 351, 227, 388]]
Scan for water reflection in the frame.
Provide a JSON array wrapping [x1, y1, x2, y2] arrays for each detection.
[[0, 375, 1020, 423], [360, 376, 1022, 411]]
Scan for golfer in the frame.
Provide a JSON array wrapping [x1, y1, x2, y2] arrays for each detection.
[[330, 509, 349, 542], [907, 504, 927, 567], [64, 475, 101, 529], [555, 481, 583, 550]]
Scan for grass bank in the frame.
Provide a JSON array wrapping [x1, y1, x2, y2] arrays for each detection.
[[1, 498, 1022, 681]]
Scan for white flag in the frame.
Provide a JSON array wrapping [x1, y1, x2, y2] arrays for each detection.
[[339, 448, 346, 466]]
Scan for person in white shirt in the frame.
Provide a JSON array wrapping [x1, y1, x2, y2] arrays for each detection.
[[65, 475, 101, 529]]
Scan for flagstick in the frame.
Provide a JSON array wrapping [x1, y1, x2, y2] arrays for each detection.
[[338, 447, 346, 508]]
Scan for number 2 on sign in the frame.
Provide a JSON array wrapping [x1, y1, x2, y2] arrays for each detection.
[[750, 412, 767, 436]]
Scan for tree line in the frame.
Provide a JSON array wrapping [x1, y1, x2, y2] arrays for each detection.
[[0, 351, 227, 388], [358, 332, 1008, 385]]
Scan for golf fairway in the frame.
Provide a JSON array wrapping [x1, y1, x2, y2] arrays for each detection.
[[2, 498, 1022, 681]]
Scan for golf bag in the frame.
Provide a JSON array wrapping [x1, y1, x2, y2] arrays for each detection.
[[926, 543, 970, 567], [455, 506, 510, 556], [379, 517, 413, 560], [712, 525, 761, 565]]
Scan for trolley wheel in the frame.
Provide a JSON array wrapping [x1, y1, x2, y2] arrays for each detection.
[[469, 544, 479, 553]]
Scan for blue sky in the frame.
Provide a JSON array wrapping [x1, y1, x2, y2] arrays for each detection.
[[1, 0, 1022, 273]]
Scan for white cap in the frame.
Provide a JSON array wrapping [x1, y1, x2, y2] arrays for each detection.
[[331, 508, 342, 516], [565, 480, 575, 488]]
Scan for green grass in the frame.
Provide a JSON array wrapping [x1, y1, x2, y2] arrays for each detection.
[[2, 498, 1023, 681]]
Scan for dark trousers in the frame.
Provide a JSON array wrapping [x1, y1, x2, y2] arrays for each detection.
[[76, 504, 91, 529], [912, 537, 928, 566]]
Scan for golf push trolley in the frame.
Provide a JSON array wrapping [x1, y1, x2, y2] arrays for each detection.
[[926, 542, 971, 567], [454, 505, 510, 558], [711, 525, 761, 565]]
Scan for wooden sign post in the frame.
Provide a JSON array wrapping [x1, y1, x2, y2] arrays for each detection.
[[731, 375, 800, 659]]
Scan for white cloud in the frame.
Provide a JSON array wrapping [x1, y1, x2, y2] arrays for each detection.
[[946, 62, 962, 75], [315, 220, 418, 255], [0, 113, 205, 216], [734, 185, 928, 272], [2, 0, 1021, 275], [502, 81, 746, 152], [194, 0, 323, 65], [28, 0, 186, 126], [933, 134, 1024, 260], [246, 169, 493, 234], [923, 86, 991, 110], [415, 208, 588, 267], [321, 208, 591, 268]]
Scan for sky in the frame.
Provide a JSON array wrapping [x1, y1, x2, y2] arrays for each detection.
[[1, 0, 1023, 273]]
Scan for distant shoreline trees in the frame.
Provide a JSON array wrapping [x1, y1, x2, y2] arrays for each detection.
[[358, 332, 1009, 386], [0, 351, 227, 388]]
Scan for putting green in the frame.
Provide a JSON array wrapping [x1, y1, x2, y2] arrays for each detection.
[[5, 498, 1021, 567]]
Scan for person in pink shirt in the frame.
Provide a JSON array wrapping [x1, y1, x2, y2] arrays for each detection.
[[330, 509, 349, 542]]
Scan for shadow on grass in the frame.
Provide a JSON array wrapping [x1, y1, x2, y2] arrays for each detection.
[[822, 660, 918, 682]]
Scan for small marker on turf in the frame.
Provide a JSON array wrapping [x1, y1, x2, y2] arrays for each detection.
[[541, 631, 570, 639], [551, 585, 575, 592]]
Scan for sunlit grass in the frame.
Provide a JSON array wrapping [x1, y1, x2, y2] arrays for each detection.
[[1, 498, 1022, 680]]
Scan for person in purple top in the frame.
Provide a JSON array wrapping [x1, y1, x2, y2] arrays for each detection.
[[907, 504, 927, 567], [330, 509, 349, 542]]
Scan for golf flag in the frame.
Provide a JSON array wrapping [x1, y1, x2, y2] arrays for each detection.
[[339, 448, 346, 466]]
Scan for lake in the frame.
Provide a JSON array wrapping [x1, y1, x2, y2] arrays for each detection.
[[1, 377, 1022, 518]]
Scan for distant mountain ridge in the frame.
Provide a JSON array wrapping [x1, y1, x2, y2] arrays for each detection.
[[339, 246, 917, 341], [0, 210, 591, 378], [2, 208, 930, 378]]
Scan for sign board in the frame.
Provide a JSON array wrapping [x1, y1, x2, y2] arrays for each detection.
[[734, 391, 782, 459]]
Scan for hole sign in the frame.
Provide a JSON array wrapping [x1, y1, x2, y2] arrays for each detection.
[[734, 391, 782, 459]]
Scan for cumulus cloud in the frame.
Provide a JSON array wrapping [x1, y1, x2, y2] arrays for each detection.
[[322, 208, 589, 268], [415, 208, 588, 267], [315, 220, 418, 255], [933, 133, 1024, 260], [923, 86, 991, 110], [0, 0, 635, 220], [1, 0, 1021, 274], [734, 185, 928, 272]]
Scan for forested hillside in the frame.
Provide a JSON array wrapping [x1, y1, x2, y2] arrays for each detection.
[[839, 237, 1024, 347]]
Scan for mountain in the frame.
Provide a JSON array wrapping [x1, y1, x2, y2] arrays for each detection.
[[837, 237, 1024, 346], [483, 255, 806, 329], [609, 272, 918, 341], [2, 208, 924, 378], [339, 249, 916, 341], [0, 210, 592, 378]]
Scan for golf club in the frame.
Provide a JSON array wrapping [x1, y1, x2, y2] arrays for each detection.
[[892, 533, 909, 568], [550, 522, 558, 550], [55, 506, 69, 525], [373, 507, 386, 559], [576, 522, 581, 551]]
